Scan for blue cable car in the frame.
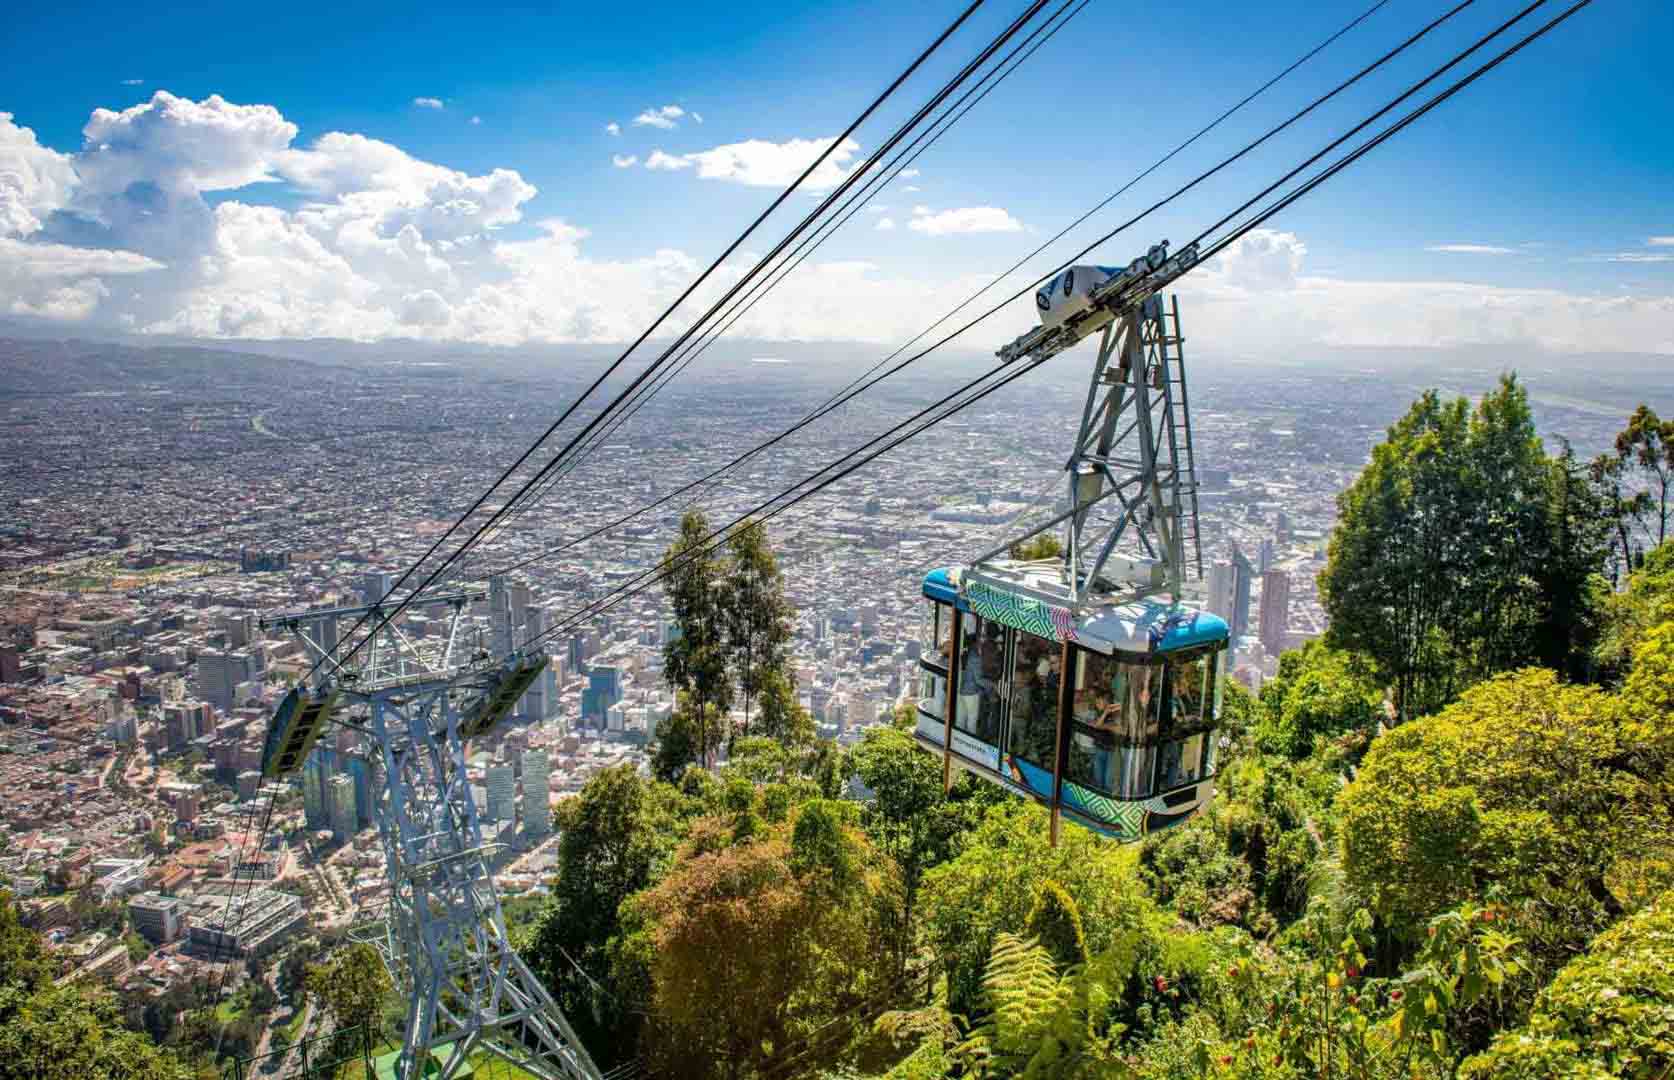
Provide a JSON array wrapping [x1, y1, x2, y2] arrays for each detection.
[[913, 564, 1229, 842]]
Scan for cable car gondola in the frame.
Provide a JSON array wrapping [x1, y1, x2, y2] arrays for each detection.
[[913, 564, 1227, 842]]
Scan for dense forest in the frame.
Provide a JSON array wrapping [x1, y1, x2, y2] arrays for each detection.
[[1, 382, 1671, 1080]]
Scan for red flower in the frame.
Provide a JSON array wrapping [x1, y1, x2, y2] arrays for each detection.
[[1154, 975, 1168, 993]]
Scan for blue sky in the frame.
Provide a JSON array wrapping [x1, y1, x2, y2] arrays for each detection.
[[1, 0, 1670, 354]]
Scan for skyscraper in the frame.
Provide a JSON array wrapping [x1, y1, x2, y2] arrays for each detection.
[[327, 774, 357, 843], [302, 746, 334, 828], [521, 749, 551, 836], [583, 665, 623, 731], [485, 763, 516, 824], [1259, 569, 1291, 658], [196, 650, 260, 714]]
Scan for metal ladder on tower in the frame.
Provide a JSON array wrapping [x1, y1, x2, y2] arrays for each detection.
[[1158, 295, 1204, 584]]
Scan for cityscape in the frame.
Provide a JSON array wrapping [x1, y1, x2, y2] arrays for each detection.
[[0, 330, 1651, 1053]]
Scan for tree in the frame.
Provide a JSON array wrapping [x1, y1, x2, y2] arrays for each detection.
[[525, 765, 684, 1066], [1338, 668, 1674, 959], [1534, 441, 1612, 680], [626, 806, 895, 1080], [725, 519, 793, 735], [1320, 389, 1472, 720], [753, 667, 814, 748], [0, 892, 54, 994], [303, 941, 390, 1037], [1613, 404, 1674, 552], [1008, 533, 1064, 561], [663, 510, 733, 770], [1322, 377, 1580, 720], [1253, 642, 1379, 760], [651, 696, 724, 783], [1461, 887, 1674, 1079], [0, 982, 195, 1080]]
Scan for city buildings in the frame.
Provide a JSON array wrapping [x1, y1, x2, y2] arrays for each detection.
[[1259, 569, 1292, 659], [328, 773, 357, 843], [127, 892, 185, 944], [522, 749, 551, 836], [484, 763, 516, 824]]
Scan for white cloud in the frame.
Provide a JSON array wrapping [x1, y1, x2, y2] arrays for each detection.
[[632, 105, 685, 130], [901, 184, 921, 193], [1427, 243, 1515, 255], [875, 217, 896, 231], [692, 112, 704, 125], [868, 205, 889, 214], [1171, 228, 1674, 357], [906, 206, 1022, 236], [898, 168, 920, 179], [1604, 252, 1674, 263], [413, 97, 444, 110], [121, 79, 144, 87], [3, 97, 1670, 358], [604, 122, 620, 137], [0, 112, 79, 237], [611, 154, 638, 169], [1648, 236, 1674, 247], [644, 149, 690, 172], [645, 135, 861, 190], [470, 116, 482, 126]]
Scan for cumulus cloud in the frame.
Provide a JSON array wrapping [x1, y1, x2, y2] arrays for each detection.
[[1174, 228, 1674, 357], [907, 205, 1022, 236], [604, 122, 620, 136], [1, 95, 1669, 358], [413, 97, 444, 110], [644, 149, 690, 172], [611, 154, 638, 169], [0, 112, 79, 237], [644, 135, 862, 190], [1427, 243, 1515, 255], [633, 105, 685, 129], [875, 217, 896, 231]]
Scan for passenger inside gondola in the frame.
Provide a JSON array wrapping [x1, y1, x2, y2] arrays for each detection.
[[1006, 632, 1059, 767]]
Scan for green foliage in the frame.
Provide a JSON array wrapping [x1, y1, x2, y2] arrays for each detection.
[[1202, 899, 1524, 1080], [1253, 642, 1379, 760], [304, 941, 390, 1036], [0, 982, 195, 1080], [920, 801, 1166, 1018], [526, 764, 689, 1065], [1462, 889, 1674, 1079], [727, 519, 795, 734], [1321, 376, 1596, 720], [1008, 533, 1064, 561], [626, 809, 897, 1080], [662, 508, 733, 766], [1597, 540, 1674, 679], [1025, 881, 1089, 970], [1339, 668, 1673, 956], [651, 696, 725, 782]]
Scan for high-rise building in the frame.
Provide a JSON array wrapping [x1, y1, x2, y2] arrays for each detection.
[[161, 700, 212, 751], [346, 755, 375, 828], [327, 774, 357, 843], [521, 749, 551, 836], [219, 612, 255, 649], [128, 893, 185, 943], [361, 570, 397, 605], [582, 665, 623, 731], [484, 764, 516, 824], [302, 746, 334, 828], [1259, 538, 1276, 575], [1207, 548, 1254, 640], [1259, 569, 1291, 658], [196, 650, 260, 714]]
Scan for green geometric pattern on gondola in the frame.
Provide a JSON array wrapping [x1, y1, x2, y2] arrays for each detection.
[[1060, 781, 1146, 838], [965, 579, 1077, 644]]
